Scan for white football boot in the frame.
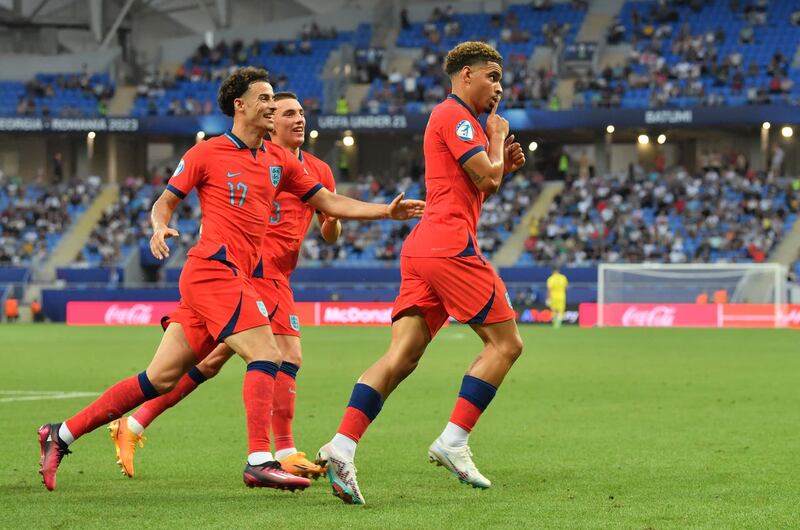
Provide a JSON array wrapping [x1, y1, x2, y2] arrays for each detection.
[[428, 438, 492, 489], [316, 442, 366, 505]]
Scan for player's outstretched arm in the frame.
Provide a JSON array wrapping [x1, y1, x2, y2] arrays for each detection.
[[307, 189, 424, 221], [149, 190, 182, 259], [462, 100, 509, 195]]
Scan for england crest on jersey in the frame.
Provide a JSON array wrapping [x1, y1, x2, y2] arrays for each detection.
[[289, 314, 300, 331], [456, 120, 474, 141], [269, 166, 282, 187]]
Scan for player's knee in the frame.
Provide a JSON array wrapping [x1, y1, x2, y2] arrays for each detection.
[[197, 364, 221, 379], [282, 349, 302, 366], [386, 347, 423, 378], [499, 335, 523, 363], [149, 374, 179, 394], [238, 342, 281, 364]]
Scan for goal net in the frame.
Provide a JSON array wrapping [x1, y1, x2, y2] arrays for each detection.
[[597, 263, 788, 328]]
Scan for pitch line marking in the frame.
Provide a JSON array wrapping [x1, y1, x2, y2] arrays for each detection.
[[0, 390, 99, 403]]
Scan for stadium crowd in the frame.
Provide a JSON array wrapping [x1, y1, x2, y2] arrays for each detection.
[[362, 3, 578, 113], [133, 26, 338, 117], [526, 157, 797, 266], [300, 169, 542, 266], [0, 174, 102, 266], [576, 0, 800, 109], [15, 72, 114, 118]]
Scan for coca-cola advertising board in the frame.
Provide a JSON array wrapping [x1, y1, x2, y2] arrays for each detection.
[[67, 301, 396, 326], [580, 303, 800, 328], [67, 302, 179, 325]]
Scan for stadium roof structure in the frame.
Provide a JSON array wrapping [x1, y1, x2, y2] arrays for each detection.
[[0, 0, 386, 55]]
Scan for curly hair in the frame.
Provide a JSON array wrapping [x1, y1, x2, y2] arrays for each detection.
[[217, 67, 270, 117], [443, 41, 503, 76]]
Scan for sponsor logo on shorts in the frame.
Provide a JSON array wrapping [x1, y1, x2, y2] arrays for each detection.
[[289, 314, 300, 331], [456, 120, 474, 141], [269, 166, 282, 187], [505, 292, 513, 309], [256, 300, 268, 317], [173, 159, 185, 177]]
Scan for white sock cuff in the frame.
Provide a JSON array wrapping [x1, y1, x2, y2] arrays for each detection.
[[438, 421, 469, 447], [331, 433, 358, 460], [127, 416, 145, 435], [274, 448, 297, 461], [58, 423, 75, 445], [247, 451, 274, 465]]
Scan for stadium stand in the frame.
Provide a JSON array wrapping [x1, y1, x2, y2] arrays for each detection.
[[77, 173, 200, 268], [363, 2, 585, 113], [1, 72, 114, 118], [576, 0, 800, 109], [0, 176, 102, 266], [131, 24, 352, 117], [297, 169, 541, 267], [520, 164, 799, 266]]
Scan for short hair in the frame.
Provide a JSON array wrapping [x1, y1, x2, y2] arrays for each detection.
[[444, 41, 503, 76], [274, 91, 298, 102], [217, 67, 270, 117]]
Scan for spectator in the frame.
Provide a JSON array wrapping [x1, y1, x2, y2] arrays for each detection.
[[31, 299, 44, 322]]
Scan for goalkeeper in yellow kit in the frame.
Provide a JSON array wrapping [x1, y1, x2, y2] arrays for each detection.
[[546, 267, 568, 328]]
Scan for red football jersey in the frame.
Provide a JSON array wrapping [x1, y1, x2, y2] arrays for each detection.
[[166, 131, 322, 277], [401, 95, 489, 257], [261, 149, 336, 279]]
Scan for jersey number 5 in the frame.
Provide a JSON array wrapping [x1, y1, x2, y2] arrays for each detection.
[[227, 181, 248, 207]]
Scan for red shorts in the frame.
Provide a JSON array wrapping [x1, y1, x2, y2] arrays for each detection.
[[253, 276, 300, 337], [164, 256, 270, 360], [392, 254, 516, 338]]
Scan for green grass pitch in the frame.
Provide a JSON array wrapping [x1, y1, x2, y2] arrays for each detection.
[[1, 324, 798, 529]]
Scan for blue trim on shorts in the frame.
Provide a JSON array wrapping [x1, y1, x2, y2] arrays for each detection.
[[247, 360, 279, 377], [137, 371, 159, 399], [457, 374, 497, 411], [216, 292, 243, 341], [208, 245, 238, 276], [347, 383, 383, 421], [187, 366, 208, 384], [166, 184, 186, 199], [279, 362, 299, 379], [467, 285, 496, 325]]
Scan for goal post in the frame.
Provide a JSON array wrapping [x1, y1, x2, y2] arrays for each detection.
[[597, 263, 787, 328]]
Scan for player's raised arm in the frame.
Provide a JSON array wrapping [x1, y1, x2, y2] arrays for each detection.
[[462, 99, 509, 195], [307, 188, 424, 221], [149, 189, 182, 259], [503, 133, 526, 175]]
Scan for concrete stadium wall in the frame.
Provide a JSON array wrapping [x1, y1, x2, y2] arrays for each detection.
[[0, 48, 121, 80]]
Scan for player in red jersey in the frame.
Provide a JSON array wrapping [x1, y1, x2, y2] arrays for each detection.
[[107, 92, 340, 480], [37, 67, 424, 492], [316, 42, 527, 504]]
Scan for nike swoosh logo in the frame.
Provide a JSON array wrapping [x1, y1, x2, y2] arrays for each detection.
[[268, 303, 279, 321], [226, 171, 241, 178]]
